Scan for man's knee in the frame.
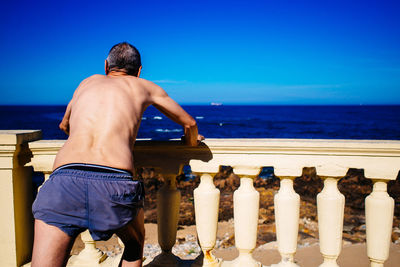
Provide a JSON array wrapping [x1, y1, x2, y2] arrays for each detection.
[[116, 214, 145, 261], [122, 238, 143, 261]]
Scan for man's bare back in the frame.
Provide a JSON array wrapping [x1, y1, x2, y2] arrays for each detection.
[[54, 72, 200, 174]]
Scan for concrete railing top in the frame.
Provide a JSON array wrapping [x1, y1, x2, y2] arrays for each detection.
[[0, 130, 42, 145], [26, 137, 400, 180]]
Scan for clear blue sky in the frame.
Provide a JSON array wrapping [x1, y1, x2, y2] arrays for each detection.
[[1, 0, 399, 105]]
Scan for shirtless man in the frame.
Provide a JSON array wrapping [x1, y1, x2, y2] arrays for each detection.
[[31, 42, 203, 267]]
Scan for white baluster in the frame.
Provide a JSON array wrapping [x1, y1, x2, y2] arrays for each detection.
[[193, 174, 221, 267], [147, 175, 181, 266], [67, 230, 107, 266], [365, 180, 394, 267], [228, 176, 260, 267], [37, 172, 51, 191], [317, 178, 345, 267], [272, 177, 300, 267], [44, 173, 51, 181]]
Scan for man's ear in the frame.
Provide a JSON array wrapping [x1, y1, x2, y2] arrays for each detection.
[[105, 60, 109, 75], [137, 66, 142, 77]]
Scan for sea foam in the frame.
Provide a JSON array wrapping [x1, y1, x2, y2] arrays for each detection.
[[155, 129, 182, 133]]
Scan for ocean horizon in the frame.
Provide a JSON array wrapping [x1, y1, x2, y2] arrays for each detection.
[[1, 104, 399, 140]]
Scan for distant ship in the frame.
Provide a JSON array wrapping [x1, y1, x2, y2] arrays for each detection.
[[210, 102, 223, 106]]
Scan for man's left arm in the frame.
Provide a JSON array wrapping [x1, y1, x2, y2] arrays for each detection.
[[146, 81, 204, 146]]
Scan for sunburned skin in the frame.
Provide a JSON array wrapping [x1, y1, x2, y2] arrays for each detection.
[[54, 68, 202, 174]]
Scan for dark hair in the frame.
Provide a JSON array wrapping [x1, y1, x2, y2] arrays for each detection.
[[107, 42, 141, 76]]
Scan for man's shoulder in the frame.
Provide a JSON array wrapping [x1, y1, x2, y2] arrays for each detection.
[[136, 78, 163, 92], [137, 77, 156, 86], [85, 74, 105, 81], [78, 74, 105, 86]]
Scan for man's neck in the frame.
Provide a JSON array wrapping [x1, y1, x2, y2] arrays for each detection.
[[107, 70, 132, 77]]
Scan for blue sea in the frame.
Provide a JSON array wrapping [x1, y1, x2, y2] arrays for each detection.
[[0, 105, 399, 140]]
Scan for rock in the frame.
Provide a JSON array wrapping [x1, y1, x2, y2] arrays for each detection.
[[392, 231, 400, 243], [343, 225, 355, 233]]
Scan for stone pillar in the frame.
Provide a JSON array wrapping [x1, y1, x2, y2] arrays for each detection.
[[67, 230, 107, 266], [36, 172, 51, 191], [365, 180, 394, 267], [0, 130, 41, 267], [193, 173, 221, 267], [317, 178, 345, 267], [148, 175, 181, 266], [230, 176, 261, 267], [43, 172, 51, 181], [272, 177, 300, 267]]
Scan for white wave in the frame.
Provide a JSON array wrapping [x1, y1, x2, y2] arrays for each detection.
[[195, 116, 204, 119], [155, 129, 182, 133], [153, 116, 163, 120], [142, 117, 147, 120]]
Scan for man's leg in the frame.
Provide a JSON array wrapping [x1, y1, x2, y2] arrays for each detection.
[[31, 219, 75, 267], [115, 208, 145, 267]]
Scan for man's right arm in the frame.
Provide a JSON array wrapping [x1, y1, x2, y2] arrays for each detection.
[[59, 100, 72, 135], [145, 80, 202, 146], [59, 78, 89, 135]]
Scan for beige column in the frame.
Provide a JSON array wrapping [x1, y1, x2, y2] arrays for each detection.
[[272, 177, 300, 267], [193, 173, 221, 267], [36, 172, 52, 191], [43, 172, 51, 181], [228, 174, 261, 267], [147, 175, 181, 266], [365, 180, 394, 267], [0, 130, 41, 267], [67, 230, 107, 266], [317, 178, 345, 267]]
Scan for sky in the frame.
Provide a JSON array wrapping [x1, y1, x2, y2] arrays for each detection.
[[0, 0, 399, 105]]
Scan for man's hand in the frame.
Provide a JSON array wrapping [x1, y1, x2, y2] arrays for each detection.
[[181, 134, 205, 146], [59, 100, 72, 135], [59, 121, 70, 135], [197, 134, 205, 143]]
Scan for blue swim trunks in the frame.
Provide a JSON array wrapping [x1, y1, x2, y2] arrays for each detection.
[[32, 163, 145, 241]]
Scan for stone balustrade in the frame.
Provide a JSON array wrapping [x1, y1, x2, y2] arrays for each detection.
[[0, 130, 399, 267]]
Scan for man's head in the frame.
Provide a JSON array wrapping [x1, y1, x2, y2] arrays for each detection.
[[106, 42, 141, 76]]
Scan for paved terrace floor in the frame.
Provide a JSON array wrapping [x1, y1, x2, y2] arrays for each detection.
[[213, 243, 400, 267], [71, 223, 400, 267]]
